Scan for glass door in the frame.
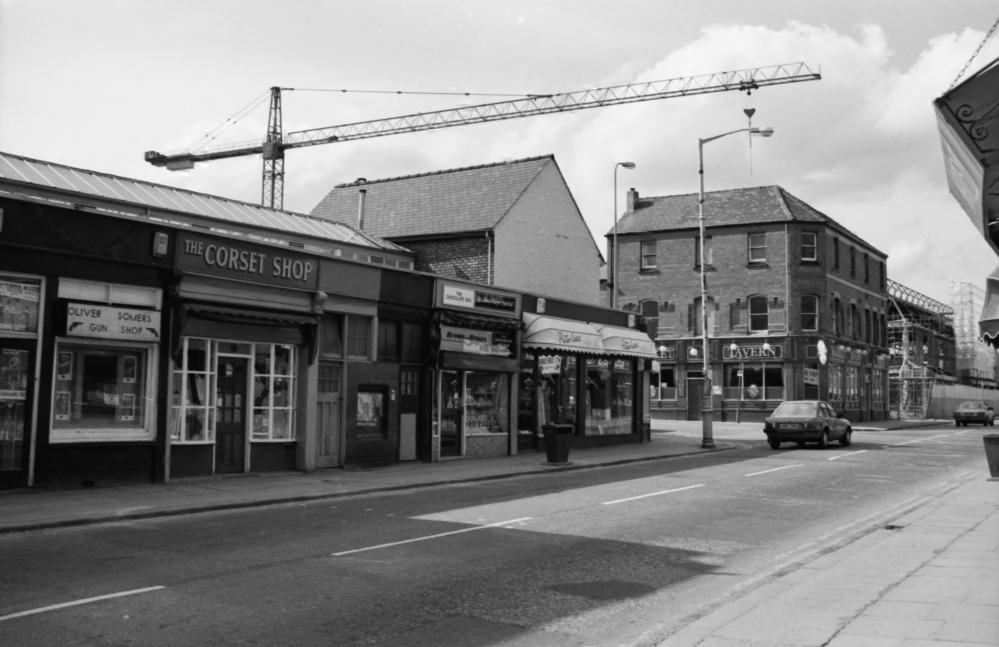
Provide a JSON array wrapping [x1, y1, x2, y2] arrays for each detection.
[[0, 343, 32, 483], [440, 370, 462, 457]]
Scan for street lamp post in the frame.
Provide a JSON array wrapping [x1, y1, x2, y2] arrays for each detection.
[[612, 161, 636, 309], [730, 341, 744, 424], [698, 126, 773, 448]]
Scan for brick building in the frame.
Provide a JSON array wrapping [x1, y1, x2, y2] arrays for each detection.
[[310, 155, 603, 305], [611, 185, 891, 422]]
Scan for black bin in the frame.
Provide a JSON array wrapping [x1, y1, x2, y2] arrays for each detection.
[[984, 434, 999, 479], [542, 423, 573, 464]]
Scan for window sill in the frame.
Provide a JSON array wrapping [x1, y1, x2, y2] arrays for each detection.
[[639, 268, 660, 275], [693, 264, 715, 272], [746, 262, 769, 269]]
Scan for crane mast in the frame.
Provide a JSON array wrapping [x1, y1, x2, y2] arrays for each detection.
[[145, 62, 821, 209]]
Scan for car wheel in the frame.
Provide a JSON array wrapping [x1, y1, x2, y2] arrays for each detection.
[[768, 439, 780, 449], [840, 429, 852, 447], [817, 430, 828, 449], [955, 421, 961, 427]]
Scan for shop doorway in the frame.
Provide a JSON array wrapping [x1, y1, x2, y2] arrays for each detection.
[[216, 357, 247, 473], [440, 370, 462, 457], [686, 377, 704, 421], [398, 366, 419, 461], [316, 361, 341, 468], [0, 343, 33, 488]]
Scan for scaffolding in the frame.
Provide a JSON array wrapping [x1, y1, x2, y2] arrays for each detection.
[[951, 281, 998, 388], [887, 280, 955, 419]]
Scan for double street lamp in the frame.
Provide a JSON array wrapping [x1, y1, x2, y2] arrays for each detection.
[[698, 126, 774, 448], [612, 161, 637, 309]]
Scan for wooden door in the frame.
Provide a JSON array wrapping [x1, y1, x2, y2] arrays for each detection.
[[686, 377, 703, 421], [215, 358, 247, 473], [398, 366, 419, 461], [316, 361, 341, 468]]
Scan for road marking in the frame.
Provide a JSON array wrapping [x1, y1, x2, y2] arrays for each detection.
[[331, 517, 532, 556], [0, 586, 165, 622], [601, 483, 704, 505], [892, 433, 958, 446], [743, 464, 802, 477], [829, 450, 868, 461]]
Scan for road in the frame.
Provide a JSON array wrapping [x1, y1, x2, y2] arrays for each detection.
[[0, 423, 986, 646]]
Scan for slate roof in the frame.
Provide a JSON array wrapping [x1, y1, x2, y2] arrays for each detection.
[[612, 185, 886, 257], [0, 150, 404, 252], [310, 155, 554, 239]]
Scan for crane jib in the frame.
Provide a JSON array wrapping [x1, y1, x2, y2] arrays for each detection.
[[143, 62, 821, 209]]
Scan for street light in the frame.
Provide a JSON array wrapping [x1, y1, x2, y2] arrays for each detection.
[[698, 126, 774, 448], [612, 161, 637, 309]]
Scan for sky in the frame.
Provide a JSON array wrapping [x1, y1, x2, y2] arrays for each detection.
[[2, 0, 998, 306]]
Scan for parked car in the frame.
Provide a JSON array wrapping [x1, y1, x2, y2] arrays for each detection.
[[952, 401, 995, 426], [763, 400, 852, 449]]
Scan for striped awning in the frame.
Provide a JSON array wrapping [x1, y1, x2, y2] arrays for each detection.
[[595, 324, 657, 358], [522, 313, 604, 354]]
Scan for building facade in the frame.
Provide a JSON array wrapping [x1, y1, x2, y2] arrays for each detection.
[[611, 185, 891, 423], [310, 155, 604, 305]]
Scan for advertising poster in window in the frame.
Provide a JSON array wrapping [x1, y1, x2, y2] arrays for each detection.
[[57, 352, 73, 381], [55, 391, 71, 421], [123, 355, 137, 383], [357, 389, 385, 433], [120, 393, 135, 422], [0, 280, 40, 333]]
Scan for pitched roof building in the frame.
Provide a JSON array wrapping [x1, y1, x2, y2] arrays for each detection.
[[311, 155, 603, 304]]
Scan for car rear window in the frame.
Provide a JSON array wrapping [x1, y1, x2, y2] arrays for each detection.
[[773, 402, 816, 417], [958, 402, 983, 410]]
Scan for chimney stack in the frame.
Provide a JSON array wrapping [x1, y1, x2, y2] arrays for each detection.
[[357, 188, 367, 230], [626, 187, 639, 212]]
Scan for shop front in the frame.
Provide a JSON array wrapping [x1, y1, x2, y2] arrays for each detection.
[[169, 232, 320, 477], [519, 302, 656, 448], [431, 281, 520, 460], [0, 275, 41, 489]]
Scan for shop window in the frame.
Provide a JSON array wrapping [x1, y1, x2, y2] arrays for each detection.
[[52, 341, 153, 441], [464, 372, 509, 435], [651, 365, 676, 401], [171, 338, 214, 442], [319, 315, 343, 357], [346, 315, 372, 359], [748, 233, 766, 264], [801, 232, 817, 262], [640, 240, 657, 270], [800, 295, 818, 331], [0, 277, 41, 333], [378, 319, 399, 360], [356, 385, 387, 439], [584, 358, 633, 435], [748, 295, 769, 331], [724, 362, 784, 401], [252, 344, 296, 440]]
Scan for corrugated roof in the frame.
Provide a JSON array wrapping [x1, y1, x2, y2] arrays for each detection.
[[613, 185, 885, 257], [310, 155, 553, 238], [0, 150, 404, 252]]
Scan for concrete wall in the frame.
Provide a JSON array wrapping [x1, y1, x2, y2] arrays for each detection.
[[928, 383, 999, 420]]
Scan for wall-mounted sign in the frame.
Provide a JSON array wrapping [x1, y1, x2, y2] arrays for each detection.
[[440, 282, 517, 313], [722, 343, 783, 360], [656, 345, 675, 361], [804, 367, 820, 385], [66, 303, 161, 341], [440, 325, 512, 356], [177, 233, 318, 289], [538, 355, 561, 375]]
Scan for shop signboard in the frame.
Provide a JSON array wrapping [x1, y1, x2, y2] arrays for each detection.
[[722, 343, 783, 360], [176, 233, 319, 290], [66, 303, 161, 342], [804, 367, 820, 385], [440, 325, 512, 357], [440, 282, 518, 314]]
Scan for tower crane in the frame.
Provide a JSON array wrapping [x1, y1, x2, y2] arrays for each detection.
[[145, 62, 821, 210]]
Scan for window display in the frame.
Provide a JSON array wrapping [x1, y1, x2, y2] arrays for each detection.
[[171, 338, 297, 444], [464, 372, 508, 435], [0, 348, 29, 470], [52, 341, 151, 437], [0, 279, 40, 333]]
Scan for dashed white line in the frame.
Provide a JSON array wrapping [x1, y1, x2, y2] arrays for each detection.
[[892, 432, 960, 446], [331, 517, 532, 556], [743, 464, 802, 477], [829, 450, 868, 461], [601, 483, 704, 505], [0, 586, 165, 622]]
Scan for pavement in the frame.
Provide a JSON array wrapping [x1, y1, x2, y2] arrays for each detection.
[[1, 417, 996, 646]]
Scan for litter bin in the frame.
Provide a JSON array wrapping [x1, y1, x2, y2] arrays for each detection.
[[543, 423, 573, 464], [984, 434, 999, 479]]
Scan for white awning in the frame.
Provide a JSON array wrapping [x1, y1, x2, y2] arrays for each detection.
[[595, 324, 657, 358], [522, 313, 604, 354]]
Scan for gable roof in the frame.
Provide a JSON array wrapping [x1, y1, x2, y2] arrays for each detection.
[[0, 150, 405, 253], [310, 155, 554, 239], [613, 185, 886, 258]]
